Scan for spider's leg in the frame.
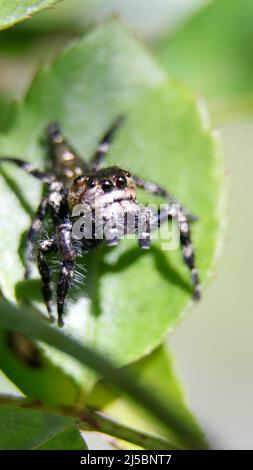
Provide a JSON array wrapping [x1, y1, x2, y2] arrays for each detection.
[[133, 175, 197, 222], [177, 211, 201, 300], [0, 157, 55, 183], [137, 206, 152, 250], [56, 219, 76, 327], [103, 211, 124, 247], [137, 204, 201, 300], [159, 205, 201, 300], [46, 123, 88, 182], [90, 117, 124, 171], [37, 236, 57, 322], [25, 197, 49, 278]]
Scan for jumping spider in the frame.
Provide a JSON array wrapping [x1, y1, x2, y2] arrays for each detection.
[[0, 118, 201, 326]]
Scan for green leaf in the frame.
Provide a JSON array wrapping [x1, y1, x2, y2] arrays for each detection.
[[0, 403, 87, 449], [37, 427, 88, 450], [157, 0, 253, 122], [88, 344, 206, 448], [0, 299, 209, 449], [0, 0, 59, 31], [0, 23, 223, 390]]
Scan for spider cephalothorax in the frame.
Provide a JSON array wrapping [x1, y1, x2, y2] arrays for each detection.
[[0, 118, 201, 326], [68, 166, 138, 246], [68, 166, 136, 209]]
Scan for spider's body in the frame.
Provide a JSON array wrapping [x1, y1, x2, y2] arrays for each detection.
[[0, 119, 201, 326]]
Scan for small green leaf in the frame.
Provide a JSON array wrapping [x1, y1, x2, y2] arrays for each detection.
[[157, 0, 253, 122], [0, 403, 82, 449], [88, 344, 207, 449], [37, 427, 88, 450], [0, 0, 59, 31], [0, 23, 223, 389]]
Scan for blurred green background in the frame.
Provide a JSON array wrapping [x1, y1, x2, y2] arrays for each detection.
[[172, 122, 253, 449], [0, 0, 252, 449]]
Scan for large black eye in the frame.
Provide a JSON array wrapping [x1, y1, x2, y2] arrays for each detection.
[[101, 180, 114, 192], [116, 175, 127, 189], [87, 180, 96, 189]]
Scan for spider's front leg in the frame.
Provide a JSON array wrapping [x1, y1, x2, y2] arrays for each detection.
[[137, 204, 201, 300], [137, 207, 152, 250], [0, 156, 56, 277], [133, 175, 197, 222], [37, 236, 57, 322], [103, 211, 123, 247], [0, 157, 55, 183], [56, 218, 76, 327], [90, 117, 124, 171], [25, 197, 49, 278], [176, 210, 201, 300]]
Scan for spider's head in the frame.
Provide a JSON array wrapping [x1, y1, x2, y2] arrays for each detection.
[[68, 166, 136, 210]]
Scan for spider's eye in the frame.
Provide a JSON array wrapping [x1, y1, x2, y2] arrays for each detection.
[[116, 175, 127, 189], [87, 180, 96, 189], [126, 172, 131, 178], [101, 180, 114, 192]]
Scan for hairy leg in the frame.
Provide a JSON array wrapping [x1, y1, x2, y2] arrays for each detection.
[[133, 175, 197, 222], [46, 123, 88, 182], [25, 197, 49, 278], [137, 207, 152, 250], [0, 157, 55, 182], [90, 117, 124, 171], [176, 210, 201, 300], [56, 220, 76, 326], [37, 236, 57, 321], [137, 204, 201, 300]]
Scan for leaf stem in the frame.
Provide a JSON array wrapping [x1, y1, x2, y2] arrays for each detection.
[[0, 395, 180, 450], [80, 409, 180, 450]]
